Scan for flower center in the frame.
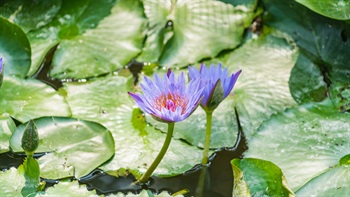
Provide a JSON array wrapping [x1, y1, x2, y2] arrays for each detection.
[[153, 92, 188, 114]]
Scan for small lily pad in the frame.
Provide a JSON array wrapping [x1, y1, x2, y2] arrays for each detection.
[[231, 158, 294, 196], [10, 117, 115, 179]]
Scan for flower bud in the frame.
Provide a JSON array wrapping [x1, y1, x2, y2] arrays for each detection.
[[21, 119, 39, 156]]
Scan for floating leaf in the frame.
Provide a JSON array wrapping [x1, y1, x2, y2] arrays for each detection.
[[245, 100, 350, 191], [264, 0, 350, 110], [0, 76, 70, 123], [231, 158, 294, 196], [30, 0, 146, 79], [0, 115, 16, 153], [10, 117, 115, 179], [288, 53, 327, 104], [0, 0, 61, 33], [139, 0, 259, 67], [0, 167, 26, 196], [63, 75, 204, 177], [37, 181, 98, 197], [295, 0, 350, 20], [0, 17, 31, 78], [296, 164, 350, 196]]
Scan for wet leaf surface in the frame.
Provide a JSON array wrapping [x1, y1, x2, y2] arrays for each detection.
[[10, 117, 115, 179], [0, 76, 70, 122]]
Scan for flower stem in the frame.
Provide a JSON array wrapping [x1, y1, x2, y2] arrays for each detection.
[[138, 122, 175, 183], [201, 111, 213, 165]]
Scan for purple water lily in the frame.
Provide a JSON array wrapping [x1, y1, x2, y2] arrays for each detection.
[[128, 70, 203, 123], [188, 63, 241, 112]]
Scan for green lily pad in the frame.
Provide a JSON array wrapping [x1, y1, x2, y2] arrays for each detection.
[[0, 115, 16, 153], [138, 0, 259, 67], [0, 0, 61, 33], [296, 164, 350, 196], [0, 167, 26, 196], [244, 100, 350, 191], [27, 0, 144, 78], [10, 117, 115, 179], [288, 53, 327, 104], [149, 31, 298, 148], [108, 190, 179, 197], [62, 74, 204, 177], [264, 0, 350, 110], [51, 0, 146, 79], [26, 0, 115, 76], [0, 17, 31, 78], [38, 181, 98, 197], [231, 158, 294, 196], [0, 76, 70, 122], [295, 0, 350, 20]]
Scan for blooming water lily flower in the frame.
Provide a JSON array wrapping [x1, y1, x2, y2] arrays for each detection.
[[128, 70, 203, 123], [189, 63, 241, 165], [128, 70, 203, 183], [189, 63, 241, 112]]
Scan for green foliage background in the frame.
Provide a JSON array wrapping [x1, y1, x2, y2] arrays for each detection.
[[0, 0, 349, 196]]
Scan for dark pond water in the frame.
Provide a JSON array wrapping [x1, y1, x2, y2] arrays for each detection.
[[0, 50, 248, 196]]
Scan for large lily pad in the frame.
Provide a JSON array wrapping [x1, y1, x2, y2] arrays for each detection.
[[38, 181, 98, 197], [0, 0, 61, 33], [62, 74, 204, 177], [263, 0, 350, 110], [0, 17, 31, 78], [0, 76, 70, 122], [244, 100, 350, 191], [10, 117, 115, 179], [0, 167, 26, 196], [0, 115, 16, 153], [295, 0, 350, 20], [231, 158, 294, 196], [138, 0, 259, 67], [150, 31, 298, 149], [296, 164, 350, 196], [51, 0, 146, 79]]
